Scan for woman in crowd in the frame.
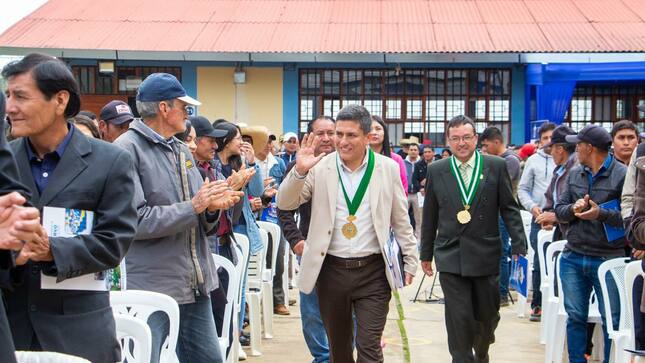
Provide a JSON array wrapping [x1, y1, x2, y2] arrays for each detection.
[[441, 148, 452, 159], [72, 114, 100, 139], [174, 119, 197, 154], [369, 115, 408, 192], [213, 121, 264, 349]]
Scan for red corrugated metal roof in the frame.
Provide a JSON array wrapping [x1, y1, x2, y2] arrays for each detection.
[[1, 0, 645, 54]]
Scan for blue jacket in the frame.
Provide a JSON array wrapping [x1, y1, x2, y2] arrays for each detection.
[[213, 156, 264, 254]]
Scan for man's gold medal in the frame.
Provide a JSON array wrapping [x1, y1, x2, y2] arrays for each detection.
[[456, 209, 471, 224]]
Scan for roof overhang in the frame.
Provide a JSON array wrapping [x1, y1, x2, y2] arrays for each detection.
[[0, 47, 643, 64]]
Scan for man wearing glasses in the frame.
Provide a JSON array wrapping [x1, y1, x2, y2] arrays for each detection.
[[420, 115, 526, 363]]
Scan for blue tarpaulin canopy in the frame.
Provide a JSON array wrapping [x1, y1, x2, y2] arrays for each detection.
[[525, 62, 645, 140]]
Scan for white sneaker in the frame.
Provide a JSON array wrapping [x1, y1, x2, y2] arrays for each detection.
[[239, 346, 247, 361]]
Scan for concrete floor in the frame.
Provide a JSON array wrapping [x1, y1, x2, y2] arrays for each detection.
[[245, 267, 548, 363]]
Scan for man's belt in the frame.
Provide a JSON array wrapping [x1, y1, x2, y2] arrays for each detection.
[[326, 254, 382, 269]]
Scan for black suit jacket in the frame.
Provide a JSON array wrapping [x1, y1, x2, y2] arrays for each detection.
[[3, 129, 138, 363], [0, 118, 28, 363], [421, 154, 527, 276]]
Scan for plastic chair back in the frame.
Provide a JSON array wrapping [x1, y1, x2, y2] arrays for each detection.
[[520, 210, 533, 242], [15, 351, 91, 363], [110, 290, 180, 363], [114, 313, 152, 363], [537, 229, 554, 284], [598, 257, 630, 337], [546, 240, 566, 299], [625, 261, 645, 352], [257, 221, 281, 281], [212, 253, 239, 357], [247, 229, 268, 291]]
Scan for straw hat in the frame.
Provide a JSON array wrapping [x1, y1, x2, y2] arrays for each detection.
[[400, 135, 420, 145], [240, 125, 270, 155]]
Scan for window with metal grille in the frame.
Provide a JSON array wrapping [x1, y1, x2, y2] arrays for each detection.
[[566, 84, 645, 132], [298, 68, 512, 146], [72, 65, 181, 96]]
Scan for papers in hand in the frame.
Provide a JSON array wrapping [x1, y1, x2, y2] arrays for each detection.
[[41, 206, 108, 291], [384, 231, 405, 289]]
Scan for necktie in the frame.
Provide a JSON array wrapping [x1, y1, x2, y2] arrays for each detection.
[[459, 162, 470, 189]]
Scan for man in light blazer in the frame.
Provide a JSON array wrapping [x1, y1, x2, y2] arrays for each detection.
[[277, 105, 418, 363], [2, 53, 138, 363]]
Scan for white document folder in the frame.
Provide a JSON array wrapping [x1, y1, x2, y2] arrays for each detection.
[[41, 206, 108, 291]]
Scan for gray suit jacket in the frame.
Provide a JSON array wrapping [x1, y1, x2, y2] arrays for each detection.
[[3, 128, 137, 363], [421, 154, 527, 276]]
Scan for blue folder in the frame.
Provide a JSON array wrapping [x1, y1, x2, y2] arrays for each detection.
[[599, 199, 625, 243]]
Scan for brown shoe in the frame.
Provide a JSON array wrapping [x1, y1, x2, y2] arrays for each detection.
[[274, 304, 290, 315]]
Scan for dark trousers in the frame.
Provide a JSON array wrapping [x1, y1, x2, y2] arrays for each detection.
[[272, 236, 286, 306], [440, 272, 500, 363], [529, 221, 542, 308], [0, 291, 16, 363], [317, 254, 391, 363]]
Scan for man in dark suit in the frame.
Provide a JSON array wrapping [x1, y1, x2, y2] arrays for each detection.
[[421, 115, 526, 363], [2, 53, 138, 363], [0, 93, 45, 363]]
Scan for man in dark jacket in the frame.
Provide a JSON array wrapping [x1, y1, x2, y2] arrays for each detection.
[[537, 125, 578, 240], [3, 53, 138, 363], [421, 116, 526, 363], [555, 124, 626, 363], [277, 115, 335, 363], [0, 92, 44, 363]]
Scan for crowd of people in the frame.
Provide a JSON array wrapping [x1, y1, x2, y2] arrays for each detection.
[[0, 52, 644, 363]]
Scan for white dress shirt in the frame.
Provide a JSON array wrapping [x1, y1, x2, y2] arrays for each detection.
[[328, 149, 381, 258]]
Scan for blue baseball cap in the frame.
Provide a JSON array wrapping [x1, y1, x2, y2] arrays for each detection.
[[136, 73, 201, 106]]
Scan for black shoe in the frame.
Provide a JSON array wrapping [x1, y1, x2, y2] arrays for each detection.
[[530, 306, 542, 322], [240, 335, 250, 347]]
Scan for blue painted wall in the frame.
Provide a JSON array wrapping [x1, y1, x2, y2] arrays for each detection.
[[511, 64, 526, 145], [282, 66, 299, 133]]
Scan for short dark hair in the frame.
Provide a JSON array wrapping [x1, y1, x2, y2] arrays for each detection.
[[446, 115, 476, 136], [423, 145, 434, 152], [336, 105, 371, 135], [538, 122, 557, 138], [480, 126, 504, 142], [0, 93, 5, 123], [611, 120, 638, 139], [2, 53, 81, 118], [307, 116, 335, 133], [408, 143, 419, 150], [78, 110, 96, 120]]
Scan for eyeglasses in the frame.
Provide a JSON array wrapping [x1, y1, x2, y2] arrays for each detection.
[[448, 135, 476, 144]]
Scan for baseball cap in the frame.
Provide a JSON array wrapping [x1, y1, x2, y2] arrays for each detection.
[[544, 125, 576, 148], [100, 100, 134, 125], [283, 132, 298, 142], [565, 124, 612, 150], [189, 116, 226, 138], [136, 73, 201, 106]]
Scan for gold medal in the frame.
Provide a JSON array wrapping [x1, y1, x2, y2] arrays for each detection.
[[342, 221, 358, 239], [457, 206, 471, 224]]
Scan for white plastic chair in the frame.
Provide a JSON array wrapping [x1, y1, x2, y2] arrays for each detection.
[[257, 221, 283, 339], [15, 351, 91, 363], [114, 312, 152, 363], [537, 228, 555, 343], [549, 252, 604, 363], [212, 253, 240, 363], [232, 233, 250, 363], [543, 240, 566, 363], [520, 210, 533, 243], [110, 290, 180, 363], [245, 230, 268, 357], [625, 261, 645, 362], [598, 257, 631, 363]]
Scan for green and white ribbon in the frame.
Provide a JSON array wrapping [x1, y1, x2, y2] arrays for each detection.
[[449, 151, 483, 207]]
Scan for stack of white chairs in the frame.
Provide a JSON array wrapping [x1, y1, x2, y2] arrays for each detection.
[[15, 351, 91, 363], [257, 221, 282, 339], [110, 290, 180, 363], [245, 229, 269, 357], [625, 261, 645, 363], [114, 313, 152, 363], [543, 240, 566, 361], [212, 253, 241, 362], [598, 257, 631, 363], [547, 251, 604, 363], [537, 229, 555, 342], [232, 233, 250, 362]]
